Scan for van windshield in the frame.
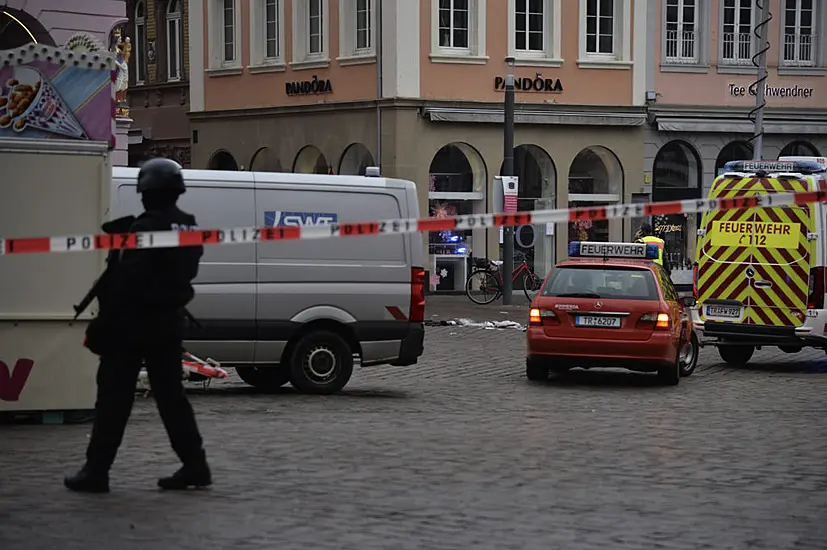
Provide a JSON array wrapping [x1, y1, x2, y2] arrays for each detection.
[[542, 266, 659, 300]]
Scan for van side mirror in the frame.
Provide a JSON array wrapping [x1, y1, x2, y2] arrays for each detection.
[[679, 296, 696, 308]]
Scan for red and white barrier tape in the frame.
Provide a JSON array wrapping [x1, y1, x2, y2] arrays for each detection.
[[1, 190, 824, 256]]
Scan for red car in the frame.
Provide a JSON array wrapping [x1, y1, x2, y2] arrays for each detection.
[[526, 242, 699, 385]]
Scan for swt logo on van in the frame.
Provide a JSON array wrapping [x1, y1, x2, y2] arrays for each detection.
[[264, 211, 339, 228]]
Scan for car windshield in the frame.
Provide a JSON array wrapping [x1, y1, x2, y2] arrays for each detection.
[[542, 266, 659, 300]]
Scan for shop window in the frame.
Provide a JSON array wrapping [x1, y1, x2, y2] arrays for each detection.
[[250, 147, 283, 172], [293, 145, 330, 174], [567, 146, 623, 243], [428, 143, 486, 291], [715, 140, 753, 175], [652, 140, 702, 282], [429, 145, 476, 193], [779, 140, 821, 158], [208, 150, 239, 170], [338, 143, 375, 176], [498, 145, 556, 274]]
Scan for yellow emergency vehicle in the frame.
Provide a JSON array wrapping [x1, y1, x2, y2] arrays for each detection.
[[691, 158, 827, 366]]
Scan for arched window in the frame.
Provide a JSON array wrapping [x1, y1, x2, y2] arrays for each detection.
[[715, 141, 753, 175], [568, 146, 624, 243], [167, 0, 183, 80], [780, 140, 821, 158], [135, 1, 146, 83]]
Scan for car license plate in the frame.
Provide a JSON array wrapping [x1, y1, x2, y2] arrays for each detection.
[[575, 316, 621, 328], [706, 305, 741, 318]]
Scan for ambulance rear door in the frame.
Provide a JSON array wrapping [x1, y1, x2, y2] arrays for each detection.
[[696, 176, 753, 324], [708, 177, 813, 327]]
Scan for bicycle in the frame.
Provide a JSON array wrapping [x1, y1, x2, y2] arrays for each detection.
[[465, 251, 543, 305]]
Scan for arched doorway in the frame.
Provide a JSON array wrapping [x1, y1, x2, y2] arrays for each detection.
[[567, 146, 624, 243], [250, 147, 282, 172], [715, 141, 753, 175], [427, 142, 487, 291], [293, 145, 329, 174], [338, 143, 375, 175], [779, 140, 821, 158], [207, 150, 239, 170], [498, 144, 557, 276], [0, 8, 56, 49], [652, 140, 703, 285]]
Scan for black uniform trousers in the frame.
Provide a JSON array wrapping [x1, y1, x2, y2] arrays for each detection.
[[85, 347, 204, 472]]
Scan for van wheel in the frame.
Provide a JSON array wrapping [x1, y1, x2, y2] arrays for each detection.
[[235, 366, 290, 390], [718, 345, 754, 366], [680, 332, 700, 377], [658, 355, 680, 386], [289, 331, 354, 395]]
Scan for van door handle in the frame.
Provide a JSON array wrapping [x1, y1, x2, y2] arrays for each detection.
[[754, 280, 773, 289]]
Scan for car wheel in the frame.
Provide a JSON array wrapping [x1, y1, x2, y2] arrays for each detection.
[[235, 366, 291, 389], [289, 330, 354, 395], [718, 345, 754, 366], [525, 358, 548, 381], [657, 354, 680, 386], [679, 332, 700, 377]]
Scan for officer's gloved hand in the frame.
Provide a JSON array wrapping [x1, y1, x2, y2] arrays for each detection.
[[101, 215, 136, 235]]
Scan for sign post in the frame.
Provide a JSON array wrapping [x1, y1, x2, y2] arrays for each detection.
[[751, 0, 772, 160], [501, 57, 517, 305]]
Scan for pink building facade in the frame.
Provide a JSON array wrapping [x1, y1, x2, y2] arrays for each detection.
[[642, 0, 827, 285]]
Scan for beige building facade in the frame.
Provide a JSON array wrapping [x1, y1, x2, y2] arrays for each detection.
[[189, 0, 651, 289]]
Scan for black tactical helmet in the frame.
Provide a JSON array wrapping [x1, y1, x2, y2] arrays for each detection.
[[136, 157, 186, 194]]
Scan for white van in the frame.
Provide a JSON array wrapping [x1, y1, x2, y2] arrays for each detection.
[[111, 167, 425, 394]]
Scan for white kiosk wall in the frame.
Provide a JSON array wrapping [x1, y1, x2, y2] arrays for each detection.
[[0, 140, 111, 411]]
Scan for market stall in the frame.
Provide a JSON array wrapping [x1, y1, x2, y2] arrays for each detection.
[[0, 43, 115, 419]]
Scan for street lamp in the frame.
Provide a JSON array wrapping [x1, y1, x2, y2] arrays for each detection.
[[502, 56, 516, 305]]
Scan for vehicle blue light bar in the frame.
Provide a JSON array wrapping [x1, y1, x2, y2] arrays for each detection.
[[568, 241, 659, 260], [722, 159, 826, 175]]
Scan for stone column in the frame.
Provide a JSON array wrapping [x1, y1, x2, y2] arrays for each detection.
[[111, 115, 133, 166]]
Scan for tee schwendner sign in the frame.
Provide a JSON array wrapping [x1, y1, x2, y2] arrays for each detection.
[[728, 83, 814, 99]]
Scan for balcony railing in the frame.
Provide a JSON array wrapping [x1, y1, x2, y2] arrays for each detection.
[[782, 33, 817, 67], [721, 32, 753, 65], [664, 30, 698, 63]]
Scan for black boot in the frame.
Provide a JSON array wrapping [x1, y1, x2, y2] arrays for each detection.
[[64, 466, 110, 493], [158, 461, 212, 490]]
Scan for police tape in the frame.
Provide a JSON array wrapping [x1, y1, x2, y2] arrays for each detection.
[[1, 189, 825, 256]]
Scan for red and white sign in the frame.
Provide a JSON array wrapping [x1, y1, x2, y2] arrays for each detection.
[[501, 176, 519, 214]]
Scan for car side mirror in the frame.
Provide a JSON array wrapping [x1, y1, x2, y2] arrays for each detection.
[[679, 296, 696, 308]]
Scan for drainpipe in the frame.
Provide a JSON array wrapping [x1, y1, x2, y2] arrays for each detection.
[[375, 0, 383, 172]]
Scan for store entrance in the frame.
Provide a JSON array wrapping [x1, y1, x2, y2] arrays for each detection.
[[652, 140, 703, 289]]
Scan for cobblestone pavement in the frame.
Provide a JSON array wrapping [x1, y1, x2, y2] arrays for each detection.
[[3, 309, 827, 549]]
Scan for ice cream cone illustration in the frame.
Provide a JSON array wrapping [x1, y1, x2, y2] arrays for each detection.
[[0, 66, 87, 139]]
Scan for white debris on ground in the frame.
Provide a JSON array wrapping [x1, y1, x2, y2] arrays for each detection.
[[448, 318, 526, 331]]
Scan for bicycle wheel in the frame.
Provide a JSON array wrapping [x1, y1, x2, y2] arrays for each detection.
[[466, 269, 501, 305], [522, 270, 543, 302]]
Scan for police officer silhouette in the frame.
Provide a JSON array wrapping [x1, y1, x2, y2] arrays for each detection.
[[65, 158, 211, 493]]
